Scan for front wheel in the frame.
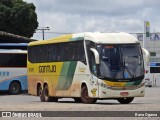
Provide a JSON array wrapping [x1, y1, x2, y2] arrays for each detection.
[[117, 97, 134, 104], [81, 86, 97, 104], [9, 82, 21, 95]]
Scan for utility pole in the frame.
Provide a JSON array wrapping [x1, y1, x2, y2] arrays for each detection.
[[36, 27, 50, 40]]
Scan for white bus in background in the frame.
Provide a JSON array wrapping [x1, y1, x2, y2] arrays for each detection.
[[142, 48, 160, 87], [0, 49, 27, 94], [150, 62, 160, 87], [142, 48, 152, 87]]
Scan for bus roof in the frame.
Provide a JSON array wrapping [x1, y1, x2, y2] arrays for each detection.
[[29, 32, 139, 46], [0, 43, 28, 46], [0, 49, 27, 53], [0, 43, 28, 50]]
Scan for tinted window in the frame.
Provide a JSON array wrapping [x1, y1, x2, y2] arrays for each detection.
[[0, 53, 27, 67], [28, 41, 86, 63], [150, 67, 160, 73], [0, 44, 27, 50]]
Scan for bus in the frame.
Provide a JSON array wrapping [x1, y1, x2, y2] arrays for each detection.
[[149, 62, 160, 87], [0, 49, 27, 94], [28, 32, 147, 104], [142, 48, 152, 87]]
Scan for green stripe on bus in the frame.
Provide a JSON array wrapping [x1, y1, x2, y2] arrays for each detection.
[[63, 61, 77, 90], [125, 82, 135, 86], [125, 79, 143, 86], [69, 37, 84, 41], [56, 61, 77, 90], [133, 80, 143, 85], [56, 62, 70, 90]]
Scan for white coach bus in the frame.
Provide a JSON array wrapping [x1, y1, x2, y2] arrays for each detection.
[[28, 32, 148, 104]]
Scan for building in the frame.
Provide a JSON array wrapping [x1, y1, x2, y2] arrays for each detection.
[[0, 31, 37, 43], [136, 33, 160, 87]]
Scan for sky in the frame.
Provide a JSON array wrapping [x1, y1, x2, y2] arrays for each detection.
[[24, 0, 160, 40]]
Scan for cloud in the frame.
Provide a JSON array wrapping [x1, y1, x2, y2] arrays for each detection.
[[24, 0, 160, 40]]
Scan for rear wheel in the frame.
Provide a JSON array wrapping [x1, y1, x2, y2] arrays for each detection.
[[9, 82, 21, 95], [117, 97, 134, 104], [40, 85, 58, 102], [81, 85, 97, 104], [37, 85, 42, 96], [40, 89, 45, 102]]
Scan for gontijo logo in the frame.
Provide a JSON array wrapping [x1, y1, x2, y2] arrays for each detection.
[[39, 65, 56, 73]]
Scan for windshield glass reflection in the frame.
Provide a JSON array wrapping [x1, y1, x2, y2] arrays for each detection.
[[97, 44, 144, 80]]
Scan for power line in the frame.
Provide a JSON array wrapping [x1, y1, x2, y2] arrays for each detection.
[[35, 31, 160, 34], [36, 27, 50, 40]]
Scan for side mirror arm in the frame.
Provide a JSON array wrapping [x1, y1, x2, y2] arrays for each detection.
[[90, 48, 100, 64]]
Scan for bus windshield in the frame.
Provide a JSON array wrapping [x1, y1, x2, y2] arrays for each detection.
[[97, 44, 144, 81]]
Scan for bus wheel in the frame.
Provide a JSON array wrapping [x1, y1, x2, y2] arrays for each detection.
[[117, 97, 134, 104], [9, 82, 21, 95], [37, 85, 42, 96], [40, 89, 45, 102], [41, 85, 58, 102], [81, 86, 97, 104], [74, 98, 82, 103]]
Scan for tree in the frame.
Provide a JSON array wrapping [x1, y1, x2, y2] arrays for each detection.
[[0, 0, 38, 38]]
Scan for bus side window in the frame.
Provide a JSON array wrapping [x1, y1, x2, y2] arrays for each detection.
[[58, 44, 66, 61], [67, 43, 73, 61], [76, 41, 86, 63], [49, 44, 57, 62], [69, 43, 75, 61], [0, 53, 26, 67], [48, 45, 51, 62], [43, 45, 48, 62]]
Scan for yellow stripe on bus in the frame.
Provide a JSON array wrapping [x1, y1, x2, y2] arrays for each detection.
[[29, 34, 72, 46], [103, 80, 126, 87]]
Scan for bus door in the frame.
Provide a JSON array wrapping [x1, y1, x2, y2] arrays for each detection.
[[86, 41, 99, 98], [88, 51, 99, 98]]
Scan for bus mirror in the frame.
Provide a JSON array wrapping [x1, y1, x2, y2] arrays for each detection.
[[90, 48, 100, 64]]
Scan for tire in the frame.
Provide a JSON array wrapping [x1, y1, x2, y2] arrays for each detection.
[[117, 97, 134, 104], [9, 82, 21, 95], [81, 86, 97, 104], [37, 85, 42, 96], [74, 98, 82, 103], [40, 89, 45, 102], [40, 85, 58, 102]]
